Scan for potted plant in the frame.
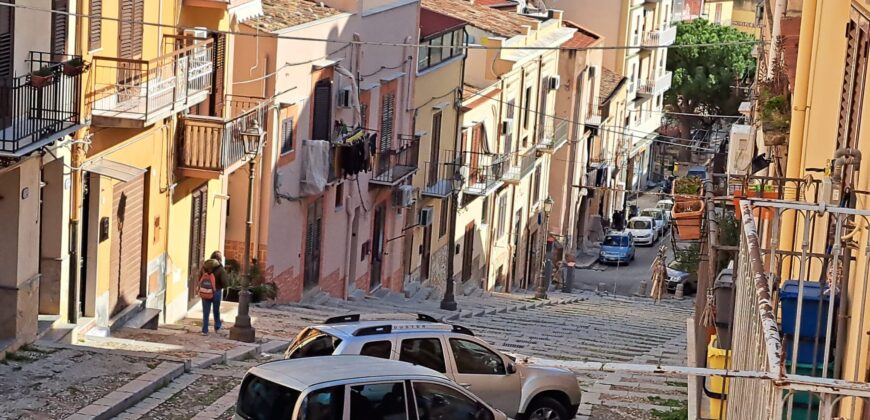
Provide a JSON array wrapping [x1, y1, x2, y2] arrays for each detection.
[[673, 199, 705, 240], [672, 176, 703, 202], [733, 183, 778, 220], [62, 57, 87, 76], [223, 258, 243, 302], [29, 66, 55, 88], [760, 92, 790, 146]]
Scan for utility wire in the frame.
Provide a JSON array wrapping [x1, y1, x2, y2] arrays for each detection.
[[0, 2, 761, 53]]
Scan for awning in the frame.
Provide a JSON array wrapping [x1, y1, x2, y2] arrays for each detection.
[[230, 0, 263, 23], [82, 159, 147, 182]]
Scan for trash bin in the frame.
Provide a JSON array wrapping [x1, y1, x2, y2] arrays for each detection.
[[706, 335, 731, 419], [780, 280, 838, 339], [713, 268, 734, 349], [782, 361, 833, 420]]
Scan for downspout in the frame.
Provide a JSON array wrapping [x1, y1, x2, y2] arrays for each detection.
[[342, 38, 362, 300], [160, 121, 176, 324], [483, 80, 505, 291], [67, 0, 86, 324], [452, 46, 467, 290]]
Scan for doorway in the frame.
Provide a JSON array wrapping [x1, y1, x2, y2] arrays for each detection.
[[303, 198, 323, 291], [526, 229, 538, 291], [187, 185, 208, 306], [461, 222, 475, 282], [109, 174, 146, 317], [370, 204, 386, 290]]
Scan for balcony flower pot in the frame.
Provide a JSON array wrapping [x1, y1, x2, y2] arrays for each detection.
[[672, 176, 703, 203], [29, 67, 55, 88], [733, 185, 778, 220], [673, 199, 705, 240], [62, 58, 87, 76], [760, 90, 790, 146]]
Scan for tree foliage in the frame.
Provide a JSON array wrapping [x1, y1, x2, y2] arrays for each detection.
[[666, 19, 757, 135]]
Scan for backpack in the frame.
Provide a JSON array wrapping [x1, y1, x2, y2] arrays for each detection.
[[198, 271, 216, 300]]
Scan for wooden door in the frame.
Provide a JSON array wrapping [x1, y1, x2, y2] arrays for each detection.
[[303, 198, 323, 290], [370, 204, 386, 290], [109, 174, 145, 316], [187, 185, 208, 304], [461, 222, 475, 282], [420, 220, 433, 280]]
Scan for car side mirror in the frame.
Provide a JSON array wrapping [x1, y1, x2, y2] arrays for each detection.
[[506, 362, 516, 374]]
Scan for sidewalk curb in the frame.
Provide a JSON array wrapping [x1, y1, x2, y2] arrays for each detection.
[[66, 361, 184, 420]]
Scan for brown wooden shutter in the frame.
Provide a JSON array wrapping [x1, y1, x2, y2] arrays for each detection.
[[379, 93, 395, 152], [118, 0, 142, 59], [211, 33, 227, 117], [838, 8, 870, 150], [0, 0, 13, 82], [88, 0, 101, 51], [312, 79, 332, 141], [51, 0, 68, 58]]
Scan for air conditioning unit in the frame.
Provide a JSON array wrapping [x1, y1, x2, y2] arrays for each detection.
[[337, 88, 352, 108], [501, 120, 513, 135], [419, 207, 434, 227], [393, 185, 418, 208], [727, 124, 753, 176], [548, 75, 561, 90]]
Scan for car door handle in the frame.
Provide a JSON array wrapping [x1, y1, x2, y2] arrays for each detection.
[[460, 383, 472, 389]]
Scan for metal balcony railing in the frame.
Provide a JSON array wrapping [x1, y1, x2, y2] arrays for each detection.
[[724, 200, 870, 420], [537, 119, 569, 153], [177, 95, 267, 177], [0, 52, 83, 156], [421, 149, 462, 198], [637, 71, 672, 97], [584, 106, 602, 127], [460, 151, 508, 196], [370, 135, 420, 186], [503, 149, 537, 183], [91, 36, 214, 128], [642, 25, 677, 47]]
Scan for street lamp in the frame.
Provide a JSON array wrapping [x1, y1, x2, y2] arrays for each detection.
[[535, 196, 554, 299], [229, 119, 264, 343], [440, 162, 464, 311]]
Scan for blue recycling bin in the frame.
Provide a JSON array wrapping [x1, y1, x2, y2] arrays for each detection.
[[780, 281, 838, 339], [783, 334, 831, 365]]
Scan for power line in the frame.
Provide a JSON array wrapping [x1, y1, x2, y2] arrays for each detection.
[[0, 2, 760, 53]]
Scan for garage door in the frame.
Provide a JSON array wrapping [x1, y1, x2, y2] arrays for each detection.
[[109, 174, 145, 317]]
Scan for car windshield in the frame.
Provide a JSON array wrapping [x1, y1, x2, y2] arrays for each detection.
[[286, 328, 342, 359], [237, 374, 301, 420], [641, 210, 661, 220], [603, 236, 630, 247], [657, 202, 673, 211], [628, 220, 651, 229]]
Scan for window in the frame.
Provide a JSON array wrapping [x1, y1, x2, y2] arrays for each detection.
[[506, 99, 516, 119], [281, 117, 294, 154], [400, 338, 446, 373], [628, 219, 651, 229], [418, 45, 430, 71], [442, 31, 454, 58], [429, 36, 443, 66], [334, 182, 344, 209], [532, 166, 542, 204], [604, 235, 630, 247], [361, 103, 369, 129], [380, 92, 396, 151], [838, 7, 870, 150], [521, 136, 528, 148], [412, 381, 494, 420], [88, 0, 102, 51], [361, 341, 392, 359], [523, 86, 532, 128], [430, 111, 442, 169], [449, 339, 505, 375], [497, 194, 508, 239], [301, 386, 344, 420], [350, 382, 407, 420], [481, 197, 489, 225], [313, 79, 333, 141], [418, 29, 465, 72], [439, 197, 449, 238], [51, 0, 68, 56], [118, 0, 143, 59], [0, 0, 12, 81], [286, 328, 341, 359], [237, 375, 300, 420]]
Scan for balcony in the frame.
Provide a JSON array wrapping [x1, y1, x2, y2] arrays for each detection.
[[584, 107, 602, 128], [91, 36, 214, 128], [502, 149, 537, 184], [370, 135, 420, 187], [637, 70, 673, 97], [537, 119, 569, 153], [0, 52, 83, 157], [177, 95, 267, 179], [461, 151, 508, 196], [642, 25, 677, 48]]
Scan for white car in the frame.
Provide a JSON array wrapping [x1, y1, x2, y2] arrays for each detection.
[[234, 355, 508, 420], [626, 216, 658, 245], [656, 199, 674, 222], [640, 208, 667, 235]]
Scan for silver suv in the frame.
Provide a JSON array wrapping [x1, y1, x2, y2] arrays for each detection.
[[235, 355, 507, 419], [284, 314, 582, 420]]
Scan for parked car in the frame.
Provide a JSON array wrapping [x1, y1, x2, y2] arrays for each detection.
[[598, 232, 635, 265], [234, 355, 507, 420], [656, 199, 674, 222], [284, 315, 582, 420], [626, 216, 658, 245], [666, 260, 698, 294], [640, 208, 667, 235]]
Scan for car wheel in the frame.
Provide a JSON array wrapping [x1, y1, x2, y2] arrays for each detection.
[[526, 396, 569, 420]]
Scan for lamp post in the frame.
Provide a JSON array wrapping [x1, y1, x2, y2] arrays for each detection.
[[535, 196, 554, 299], [229, 119, 264, 343], [440, 162, 463, 311]]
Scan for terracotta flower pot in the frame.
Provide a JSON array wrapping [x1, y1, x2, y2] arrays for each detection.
[[30, 73, 54, 88], [733, 188, 779, 220], [62, 62, 85, 76], [673, 200, 705, 240]]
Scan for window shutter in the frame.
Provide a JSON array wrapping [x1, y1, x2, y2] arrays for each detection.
[[838, 9, 870, 150], [281, 117, 294, 154], [211, 33, 227, 117], [0, 0, 13, 81], [380, 93, 395, 152], [132, 0, 143, 56], [312, 79, 332, 141], [118, 0, 142, 59], [88, 0, 101, 51], [51, 0, 68, 58]]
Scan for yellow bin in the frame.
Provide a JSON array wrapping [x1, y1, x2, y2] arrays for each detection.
[[706, 335, 731, 419]]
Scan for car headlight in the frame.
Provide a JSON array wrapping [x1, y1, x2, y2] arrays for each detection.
[[599, 251, 606, 256]]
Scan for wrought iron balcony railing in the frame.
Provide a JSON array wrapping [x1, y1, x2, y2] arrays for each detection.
[[642, 25, 677, 48], [91, 36, 214, 128], [637, 70, 673, 97], [537, 119, 569, 153], [460, 151, 508, 196], [503, 149, 538, 183], [0, 52, 83, 157], [370, 135, 420, 186]]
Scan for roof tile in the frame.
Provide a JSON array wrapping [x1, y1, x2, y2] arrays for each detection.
[[421, 0, 538, 38], [252, 0, 342, 32]]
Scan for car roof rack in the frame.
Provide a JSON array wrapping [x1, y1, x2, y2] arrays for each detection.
[[325, 314, 361, 324], [353, 325, 393, 336], [451, 324, 474, 336], [417, 313, 439, 323]]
